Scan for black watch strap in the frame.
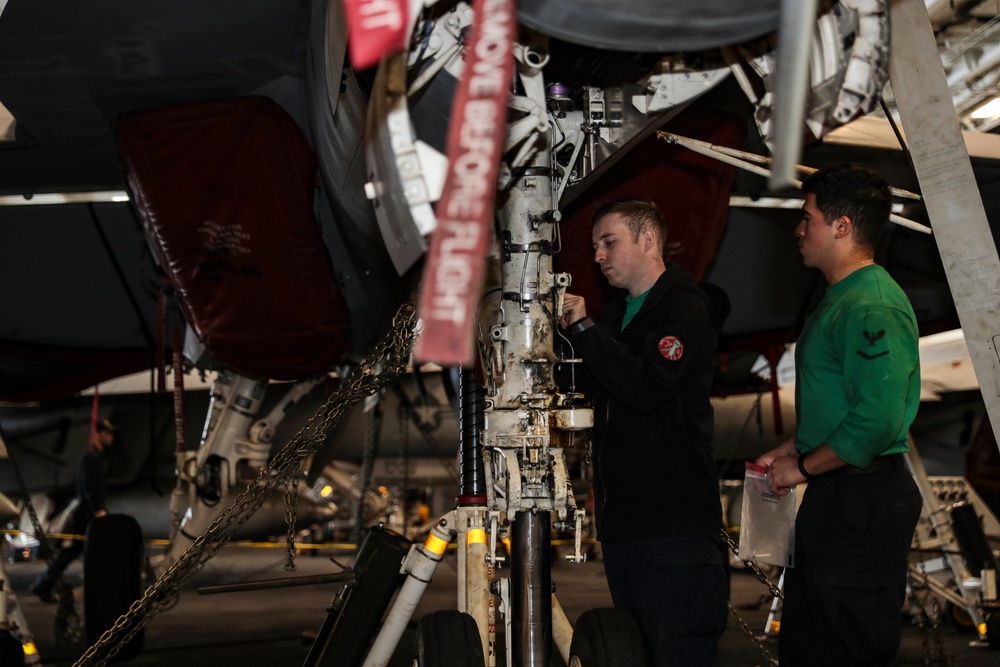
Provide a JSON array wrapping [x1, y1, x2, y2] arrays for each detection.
[[566, 317, 595, 336], [797, 450, 816, 480]]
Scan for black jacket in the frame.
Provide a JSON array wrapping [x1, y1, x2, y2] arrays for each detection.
[[76, 448, 108, 517], [566, 263, 725, 542]]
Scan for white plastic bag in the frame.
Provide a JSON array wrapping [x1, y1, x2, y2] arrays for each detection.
[[739, 462, 796, 568]]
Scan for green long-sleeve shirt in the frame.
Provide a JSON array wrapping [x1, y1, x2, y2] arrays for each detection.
[[794, 265, 920, 468]]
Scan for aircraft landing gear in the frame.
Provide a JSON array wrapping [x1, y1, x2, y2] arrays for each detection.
[[415, 610, 485, 667], [568, 608, 650, 667]]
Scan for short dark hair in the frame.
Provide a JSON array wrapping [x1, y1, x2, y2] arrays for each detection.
[[592, 197, 666, 256], [801, 163, 891, 250], [95, 418, 118, 434]]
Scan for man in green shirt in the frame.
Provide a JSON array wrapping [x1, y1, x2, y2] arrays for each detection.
[[757, 164, 922, 666]]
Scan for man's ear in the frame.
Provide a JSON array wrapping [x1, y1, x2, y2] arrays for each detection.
[[834, 216, 852, 239], [643, 229, 654, 251]]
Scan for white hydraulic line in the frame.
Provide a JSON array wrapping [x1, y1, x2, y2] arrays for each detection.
[[769, 0, 820, 189], [362, 514, 456, 667], [691, 139, 921, 201], [0, 190, 130, 206], [408, 42, 462, 96], [730, 196, 805, 209], [551, 594, 573, 664], [657, 132, 931, 234]]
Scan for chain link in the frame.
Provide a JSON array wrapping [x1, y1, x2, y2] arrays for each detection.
[[72, 300, 418, 666], [720, 528, 783, 666], [908, 563, 954, 666], [352, 398, 382, 543], [925, 595, 951, 666], [2, 434, 54, 563], [726, 601, 779, 667], [721, 528, 784, 601], [283, 471, 299, 572]]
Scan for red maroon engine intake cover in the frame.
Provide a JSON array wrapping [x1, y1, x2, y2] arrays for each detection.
[[118, 96, 350, 380]]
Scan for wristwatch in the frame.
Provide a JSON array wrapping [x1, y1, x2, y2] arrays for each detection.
[[797, 450, 816, 480]]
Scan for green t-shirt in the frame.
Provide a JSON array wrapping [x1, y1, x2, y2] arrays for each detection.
[[794, 265, 920, 468], [622, 290, 649, 330]]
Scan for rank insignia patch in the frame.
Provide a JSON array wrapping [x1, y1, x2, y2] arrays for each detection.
[[857, 328, 889, 360], [658, 336, 684, 361]]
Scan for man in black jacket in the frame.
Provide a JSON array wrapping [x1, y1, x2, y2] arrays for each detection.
[[30, 418, 116, 603], [561, 197, 727, 666]]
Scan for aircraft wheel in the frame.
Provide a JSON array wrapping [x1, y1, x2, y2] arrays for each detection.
[[84, 514, 145, 661], [0, 630, 25, 667], [416, 610, 484, 667], [944, 601, 976, 629], [569, 608, 650, 667], [988, 611, 1000, 650]]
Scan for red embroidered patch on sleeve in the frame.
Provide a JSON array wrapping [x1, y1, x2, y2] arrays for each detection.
[[658, 336, 684, 360]]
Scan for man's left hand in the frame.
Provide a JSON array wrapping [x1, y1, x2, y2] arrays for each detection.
[[561, 294, 587, 328], [765, 454, 804, 495]]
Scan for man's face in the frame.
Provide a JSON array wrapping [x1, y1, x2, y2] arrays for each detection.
[[98, 430, 114, 448], [795, 194, 836, 269], [592, 212, 647, 292]]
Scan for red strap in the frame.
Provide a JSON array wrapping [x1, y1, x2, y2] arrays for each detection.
[[157, 290, 167, 393], [343, 0, 409, 70], [173, 329, 186, 453], [414, 0, 515, 365], [90, 386, 99, 441]]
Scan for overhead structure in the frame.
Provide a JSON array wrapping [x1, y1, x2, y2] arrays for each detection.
[[888, 0, 1000, 449]]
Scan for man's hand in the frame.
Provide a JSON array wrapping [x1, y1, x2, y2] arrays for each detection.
[[756, 437, 799, 495], [763, 455, 804, 495], [561, 293, 587, 328], [95, 509, 108, 518], [755, 437, 796, 469]]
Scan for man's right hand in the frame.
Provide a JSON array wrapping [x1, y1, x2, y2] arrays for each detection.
[[561, 294, 587, 328], [756, 437, 798, 495], [755, 437, 796, 469]]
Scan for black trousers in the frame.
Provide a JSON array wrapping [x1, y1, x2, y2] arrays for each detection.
[[603, 535, 728, 667], [779, 466, 922, 667], [32, 505, 91, 594]]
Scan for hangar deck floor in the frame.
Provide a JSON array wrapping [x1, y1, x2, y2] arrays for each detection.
[[5, 543, 994, 666]]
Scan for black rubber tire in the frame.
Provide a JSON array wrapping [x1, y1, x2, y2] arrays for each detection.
[[0, 630, 25, 667], [988, 612, 1000, 650], [569, 608, 651, 667], [84, 514, 145, 662], [416, 610, 485, 667]]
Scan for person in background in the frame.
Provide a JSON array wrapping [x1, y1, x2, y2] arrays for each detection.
[[560, 197, 729, 666], [30, 418, 116, 603], [756, 163, 923, 666]]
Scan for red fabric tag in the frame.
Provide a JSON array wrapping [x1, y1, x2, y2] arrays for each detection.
[[343, 0, 409, 70], [90, 387, 99, 441], [658, 335, 685, 360], [173, 328, 186, 454], [414, 0, 515, 365]]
